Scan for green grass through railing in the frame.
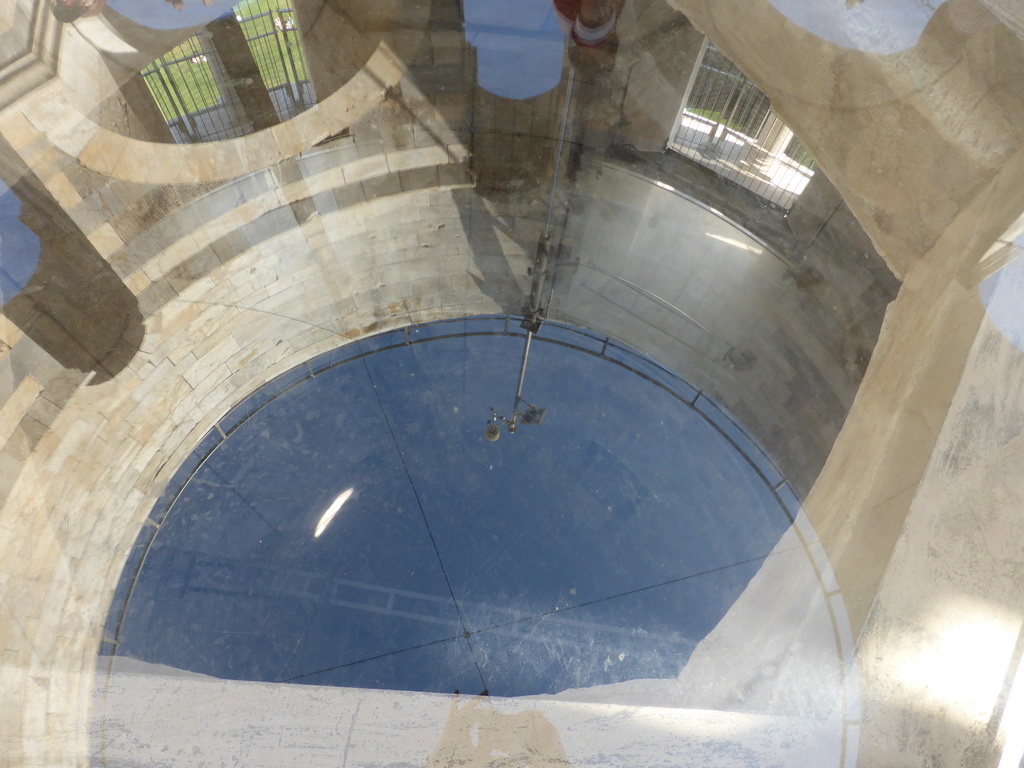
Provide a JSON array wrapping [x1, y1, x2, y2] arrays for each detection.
[[142, 0, 310, 132]]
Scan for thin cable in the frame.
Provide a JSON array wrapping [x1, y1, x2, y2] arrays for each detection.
[[469, 548, 794, 637], [277, 550, 779, 684], [280, 548, 798, 688], [544, 64, 576, 238], [359, 356, 489, 692], [280, 546, 803, 685], [280, 634, 461, 683]]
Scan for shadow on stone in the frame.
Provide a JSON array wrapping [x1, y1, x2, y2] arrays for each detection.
[[1, 175, 144, 385]]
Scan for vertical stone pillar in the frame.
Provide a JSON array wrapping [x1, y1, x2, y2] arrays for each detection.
[[617, 12, 705, 151], [291, 0, 394, 102], [118, 72, 176, 143], [207, 15, 279, 133]]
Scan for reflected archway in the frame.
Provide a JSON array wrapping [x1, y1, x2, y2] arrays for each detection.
[[0, 171, 143, 384]]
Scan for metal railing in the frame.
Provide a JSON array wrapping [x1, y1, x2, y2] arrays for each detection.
[[142, 34, 251, 143], [140, 0, 314, 144], [668, 42, 816, 211], [237, 2, 312, 121]]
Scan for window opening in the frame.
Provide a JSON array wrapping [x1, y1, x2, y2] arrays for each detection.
[[669, 42, 816, 210], [234, 0, 313, 120], [140, 0, 314, 144]]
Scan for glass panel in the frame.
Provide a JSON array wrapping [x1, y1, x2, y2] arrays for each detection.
[[4, 2, 1020, 767]]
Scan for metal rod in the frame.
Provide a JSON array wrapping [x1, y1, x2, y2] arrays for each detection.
[[514, 331, 533, 409], [544, 64, 576, 238]]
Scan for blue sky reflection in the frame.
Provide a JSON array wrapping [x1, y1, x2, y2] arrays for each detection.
[[111, 320, 791, 697]]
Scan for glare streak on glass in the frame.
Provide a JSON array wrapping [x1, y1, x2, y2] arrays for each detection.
[[705, 233, 764, 255], [314, 487, 354, 538]]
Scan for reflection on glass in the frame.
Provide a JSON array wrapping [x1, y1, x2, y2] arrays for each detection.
[[979, 252, 1024, 352], [0, 174, 143, 382], [764, 0, 937, 53], [139, 0, 313, 143], [424, 697, 572, 768], [669, 42, 816, 210], [91, 306, 857, 761], [314, 487, 354, 537], [141, 35, 226, 141], [235, 0, 313, 116], [105, 319, 795, 697], [0, 182, 40, 306], [464, 0, 565, 100], [2, 0, 957, 763]]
